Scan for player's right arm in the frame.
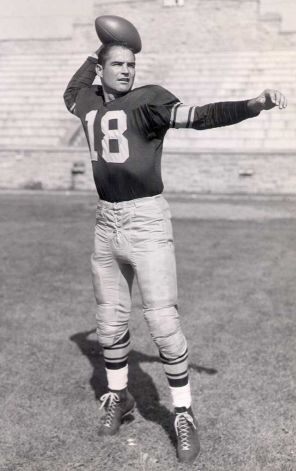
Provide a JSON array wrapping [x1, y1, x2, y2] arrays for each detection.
[[169, 90, 287, 130], [138, 86, 259, 137], [63, 52, 98, 115], [170, 100, 259, 130]]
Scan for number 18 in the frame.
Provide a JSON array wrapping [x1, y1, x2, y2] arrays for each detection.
[[85, 110, 130, 163]]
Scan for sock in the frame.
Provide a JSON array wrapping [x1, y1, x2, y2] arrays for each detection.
[[170, 383, 192, 409], [160, 346, 189, 387], [106, 365, 128, 391], [159, 346, 191, 409], [103, 329, 130, 391]]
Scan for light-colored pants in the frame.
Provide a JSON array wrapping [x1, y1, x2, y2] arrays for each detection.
[[91, 194, 187, 359]]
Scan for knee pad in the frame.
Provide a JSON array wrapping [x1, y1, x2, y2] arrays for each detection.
[[96, 305, 128, 348], [143, 305, 187, 359]]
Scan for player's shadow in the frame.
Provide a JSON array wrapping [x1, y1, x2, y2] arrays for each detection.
[[70, 329, 217, 444]]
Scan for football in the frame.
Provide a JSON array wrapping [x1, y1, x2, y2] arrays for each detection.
[[95, 15, 142, 53]]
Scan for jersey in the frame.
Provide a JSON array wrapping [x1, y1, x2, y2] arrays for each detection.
[[74, 84, 179, 202]]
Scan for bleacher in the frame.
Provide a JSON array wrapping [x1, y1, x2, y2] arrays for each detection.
[[162, 51, 296, 152], [0, 54, 71, 147]]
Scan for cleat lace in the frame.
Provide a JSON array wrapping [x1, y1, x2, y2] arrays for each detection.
[[174, 412, 196, 451], [99, 392, 120, 427]]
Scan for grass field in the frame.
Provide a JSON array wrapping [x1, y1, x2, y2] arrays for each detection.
[[1, 192, 295, 471]]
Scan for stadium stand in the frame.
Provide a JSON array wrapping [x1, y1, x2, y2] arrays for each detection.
[[162, 51, 296, 152], [0, 0, 295, 193]]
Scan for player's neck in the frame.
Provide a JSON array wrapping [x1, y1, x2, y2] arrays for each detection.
[[102, 88, 128, 103], [103, 90, 117, 103]]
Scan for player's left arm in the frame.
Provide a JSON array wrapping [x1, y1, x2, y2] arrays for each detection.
[[170, 89, 287, 130]]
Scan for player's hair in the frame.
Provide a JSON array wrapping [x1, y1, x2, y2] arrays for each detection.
[[97, 42, 135, 66]]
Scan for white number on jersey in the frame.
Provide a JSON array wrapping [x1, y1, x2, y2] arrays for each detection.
[[85, 110, 129, 163], [85, 110, 97, 161], [101, 110, 129, 163]]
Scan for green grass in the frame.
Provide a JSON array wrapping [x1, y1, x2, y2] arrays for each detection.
[[0, 193, 295, 471]]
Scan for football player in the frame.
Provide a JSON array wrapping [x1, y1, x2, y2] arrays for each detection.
[[64, 42, 287, 464]]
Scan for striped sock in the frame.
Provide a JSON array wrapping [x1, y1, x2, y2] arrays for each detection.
[[103, 330, 131, 391], [160, 347, 191, 408], [160, 347, 189, 387]]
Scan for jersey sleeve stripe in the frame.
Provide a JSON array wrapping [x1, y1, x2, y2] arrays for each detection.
[[169, 102, 182, 128], [187, 106, 195, 128], [70, 103, 76, 113], [172, 104, 195, 129]]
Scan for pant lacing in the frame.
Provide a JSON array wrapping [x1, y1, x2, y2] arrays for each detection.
[[114, 208, 122, 242]]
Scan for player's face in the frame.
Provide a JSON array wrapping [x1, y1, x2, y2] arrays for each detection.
[[97, 46, 136, 96]]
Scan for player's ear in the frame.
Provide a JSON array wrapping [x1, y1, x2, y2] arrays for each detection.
[[96, 64, 103, 78]]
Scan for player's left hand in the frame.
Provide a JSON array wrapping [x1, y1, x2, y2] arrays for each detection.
[[250, 89, 288, 112]]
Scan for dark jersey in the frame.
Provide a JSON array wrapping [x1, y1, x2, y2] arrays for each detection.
[[64, 56, 258, 202], [75, 84, 179, 201]]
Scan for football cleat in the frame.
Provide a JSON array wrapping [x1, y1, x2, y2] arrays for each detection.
[[99, 389, 135, 435], [174, 407, 200, 464]]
